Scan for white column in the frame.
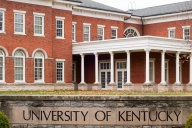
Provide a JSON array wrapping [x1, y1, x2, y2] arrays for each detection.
[[80, 54, 85, 84], [160, 50, 167, 85], [175, 51, 181, 85], [144, 48, 151, 85], [109, 51, 115, 84], [188, 53, 192, 85], [94, 52, 99, 84], [125, 50, 133, 85]]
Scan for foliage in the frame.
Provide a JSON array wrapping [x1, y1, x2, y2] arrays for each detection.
[[0, 111, 10, 128], [186, 114, 192, 128], [1, 90, 192, 95]]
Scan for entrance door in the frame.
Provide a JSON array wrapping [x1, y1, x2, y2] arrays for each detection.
[[99, 62, 111, 89], [116, 61, 127, 89]]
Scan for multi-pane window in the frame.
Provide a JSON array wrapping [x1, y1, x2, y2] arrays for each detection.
[[124, 27, 139, 38], [165, 61, 169, 82], [0, 8, 6, 32], [83, 23, 91, 41], [14, 11, 26, 34], [34, 13, 45, 36], [72, 22, 76, 42], [14, 51, 25, 82], [34, 52, 44, 82], [0, 51, 4, 82], [168, 28, 175, 38], [149, 60, 155, 82], [72, 63, 76, 82], [97, 26, 104, 40], [56, 17, 65, 39], [111, 29, 117, 39], [56, 61, 64, 82], [183, 26, 190, 40]]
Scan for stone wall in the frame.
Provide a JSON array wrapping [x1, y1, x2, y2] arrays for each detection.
[[0, 96, 191, 128]]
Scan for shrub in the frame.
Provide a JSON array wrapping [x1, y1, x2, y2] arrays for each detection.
[[186, 114, 192, 128], [0, 111, 10, 128]]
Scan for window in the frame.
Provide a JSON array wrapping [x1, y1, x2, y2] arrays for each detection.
[[14, 10, 26, 35], [168, 27, 175, 38], [97, 25, 105, 40], [14, 51, 25, 82], [165, 61, 169, 82], [149, 60, 155, 82], [183, 26, 190, 40], [56, 60, 65, 83], [0, 8, 6, 33], [72, 63, 76, 82], [34, 52, 44, 82], [72, 22, 76, 42], [34, 13, 45, 36], [0, 50, 4, 82], [83, 23, 91, 41], [56, 17, 65, 39], [111, 26, 118, 39], [124, 27, 140, 38]]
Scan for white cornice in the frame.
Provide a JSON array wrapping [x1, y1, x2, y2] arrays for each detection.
[[73, 7, 130, 21], [73, 36, 192, 55]]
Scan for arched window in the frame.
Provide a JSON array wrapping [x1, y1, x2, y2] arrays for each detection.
[[34, 52, 44, 82], [124, 27, 140, 38], [14, 51, 25, 82], [0, 50, 4, 82]]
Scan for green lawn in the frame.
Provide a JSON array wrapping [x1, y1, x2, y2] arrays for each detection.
[[0, 90, 192, 95]]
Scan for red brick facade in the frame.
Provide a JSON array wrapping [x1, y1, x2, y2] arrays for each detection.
[[0, 0, 190, 90]]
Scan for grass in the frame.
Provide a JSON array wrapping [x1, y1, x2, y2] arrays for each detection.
[[0, 90, 192, 95]]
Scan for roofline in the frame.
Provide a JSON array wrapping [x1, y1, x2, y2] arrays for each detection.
[[54, 0, 81, 5], [75, 6, 131, 16], [62, 0, 82, 3]]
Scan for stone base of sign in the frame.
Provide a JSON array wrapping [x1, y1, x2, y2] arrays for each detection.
[[0, 83, 74, 91]]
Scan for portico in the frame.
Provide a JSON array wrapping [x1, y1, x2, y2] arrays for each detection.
[[73, 36, 192, 91]]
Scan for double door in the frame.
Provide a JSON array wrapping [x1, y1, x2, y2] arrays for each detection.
[[100, 62, 110, 89], [116, 61, 127, 89]]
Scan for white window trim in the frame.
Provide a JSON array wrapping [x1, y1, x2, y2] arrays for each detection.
[[0, 8, 6, 33], [182, 26, 190, 40], [97, 25, 105, 40], [34, 54, 44, 83], [72, 22, 77, 42], [165, 61, 169, 83], [83, 23, 91, 42], [167, 27, 175, 38], [14, 51, 26, 83], [72, 62, 76, 83], [111, 27, 118, 39], [115, 60, 127, 90], [14, 10, 26, 35], [33, 12, 45, 37], [56, 60, 65, 83], [56, 16, 65, 39], [0, 51, 5, 83], [99, 61, 111, 90], [149, 59, 155, 83]]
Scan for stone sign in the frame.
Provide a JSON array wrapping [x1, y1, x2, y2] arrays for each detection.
[[10, 107, 183, 125]]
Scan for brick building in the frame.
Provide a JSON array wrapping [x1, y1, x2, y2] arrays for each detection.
[[0, 0, 192, 91]]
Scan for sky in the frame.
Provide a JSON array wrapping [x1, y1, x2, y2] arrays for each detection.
[[92, 0, 189, 11]]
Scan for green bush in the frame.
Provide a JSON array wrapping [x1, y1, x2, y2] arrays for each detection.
[[0, 111, 10, 128], [186, 114, 192, 128]]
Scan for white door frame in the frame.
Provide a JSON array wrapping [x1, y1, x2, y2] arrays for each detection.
[[115, 60, 127, 90], [99, 61, 110, 90]]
